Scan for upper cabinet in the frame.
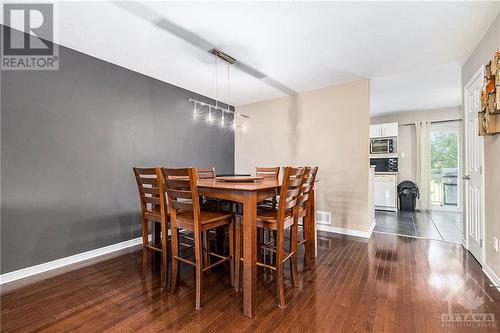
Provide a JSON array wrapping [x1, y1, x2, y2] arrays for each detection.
[[370, 124, 383, 138], [370, 122, 398, 138]]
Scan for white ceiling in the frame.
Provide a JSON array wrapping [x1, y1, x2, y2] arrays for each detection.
[[6, 1, 500, 114]]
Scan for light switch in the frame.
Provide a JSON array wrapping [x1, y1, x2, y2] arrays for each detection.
[[494, 237, 499, 252], [401, 152, 406, 158]]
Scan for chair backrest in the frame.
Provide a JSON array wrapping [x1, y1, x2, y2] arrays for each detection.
[[160, 167, 200, 222], [298, 167, 319, 209], [256, 167, 280, 179], [277, 167, 305, 223], [197, 167, 216, 179], [133, 167, 166, 219]]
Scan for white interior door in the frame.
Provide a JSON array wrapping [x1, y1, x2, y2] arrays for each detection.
[[464, 66, 485, 264]]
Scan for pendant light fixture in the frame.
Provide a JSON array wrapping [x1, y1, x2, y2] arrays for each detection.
[[188, 48, 249, 129]]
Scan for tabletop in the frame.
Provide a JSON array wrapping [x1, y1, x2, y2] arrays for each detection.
[[197, 178, 280, 191]]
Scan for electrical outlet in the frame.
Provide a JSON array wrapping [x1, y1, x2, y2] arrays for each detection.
[[494, 237, 499, 252]]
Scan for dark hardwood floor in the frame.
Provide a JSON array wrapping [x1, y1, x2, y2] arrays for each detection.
[[2, 231, 499, 332]]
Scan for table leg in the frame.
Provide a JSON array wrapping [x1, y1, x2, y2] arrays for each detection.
[[242, 191, 257, 318]]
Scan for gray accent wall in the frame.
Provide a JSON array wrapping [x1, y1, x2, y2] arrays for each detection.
[[1, 40, 234, 273]]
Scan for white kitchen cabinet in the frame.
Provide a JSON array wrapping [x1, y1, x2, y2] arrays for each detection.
[[382, 122, 399, 137], [370, 124, 382, 138], [370, 122, 399, 138], [374, 174, 398, 211]]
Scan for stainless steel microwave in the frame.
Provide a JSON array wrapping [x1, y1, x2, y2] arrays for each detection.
[[370, 137, 396, 155]]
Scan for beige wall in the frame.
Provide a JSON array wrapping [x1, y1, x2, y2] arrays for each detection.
[[462, 13, 500, 279], [235, 80, 371, 233], [370, 107, 463, 184]]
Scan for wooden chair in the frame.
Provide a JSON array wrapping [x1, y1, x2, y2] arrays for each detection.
[[255, 167, 281, 263], [256, 167, 280, 209], [133, 167, 169, 289], [162, 167, 234, 310], [196, 167, 222, 266], [235, 167, 304, 308], [256, 167, 280, 179], [197, 167, 216, 179], [295, 167, 318, 270]]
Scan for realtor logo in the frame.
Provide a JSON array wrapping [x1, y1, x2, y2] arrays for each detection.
[[1, 3, 59, 70]]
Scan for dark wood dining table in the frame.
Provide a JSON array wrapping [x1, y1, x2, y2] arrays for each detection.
[[197, 176, 317, 318]]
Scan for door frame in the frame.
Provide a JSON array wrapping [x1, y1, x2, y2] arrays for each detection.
[[463, 65, 485, 265]]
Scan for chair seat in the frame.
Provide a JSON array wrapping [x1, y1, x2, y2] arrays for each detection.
[[256, 208, 294, 230], [175, 210, 232, 231]]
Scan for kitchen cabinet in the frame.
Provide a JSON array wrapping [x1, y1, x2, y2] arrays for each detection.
[[369, 124, 382, 138], [370, 122, 399, 138]]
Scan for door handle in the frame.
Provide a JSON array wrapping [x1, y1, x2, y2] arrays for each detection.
[[462, 175, 470, 180]]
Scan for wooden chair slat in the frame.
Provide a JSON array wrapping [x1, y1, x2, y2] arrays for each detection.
[[168, 179, 191, 189], [164, 168, 192, 177], [256, 167, 280, 179], [170, 189, 192, 199], [133, 167, 157, 175], [143, 196, 161, 205], [138, 177, 159, 185], [284, 198, 298, 209], [142, 187, 159, 196], [287, 178, 303, 187], [286, 188, 300, 197], [197, 167, 216, 179], [171, 201, 193, 211]]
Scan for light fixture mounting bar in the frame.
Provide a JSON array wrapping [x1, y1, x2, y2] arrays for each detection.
[[188, 98, 250, 119], [209, 48, 236, 64]]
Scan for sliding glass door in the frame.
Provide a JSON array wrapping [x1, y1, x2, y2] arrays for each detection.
[[430, 122, 461, 212]]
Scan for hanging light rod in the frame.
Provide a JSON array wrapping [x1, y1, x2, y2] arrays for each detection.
[[188, 98, 250, 119], [209, 48, 236, 64]]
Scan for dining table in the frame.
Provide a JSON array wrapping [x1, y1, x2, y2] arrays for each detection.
[[197, 176, 317, 318]]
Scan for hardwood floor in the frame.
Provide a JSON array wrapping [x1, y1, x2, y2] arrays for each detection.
[[2, 231, 499, 332]]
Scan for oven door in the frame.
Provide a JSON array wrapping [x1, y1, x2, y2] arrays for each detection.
[[370, 138, 389, 154]]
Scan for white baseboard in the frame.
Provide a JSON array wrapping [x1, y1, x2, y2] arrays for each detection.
[[367, 220, 376, 238], [0, 237, 143, 286], [317, 221, 376, 239], [483, 264, 500, 288]]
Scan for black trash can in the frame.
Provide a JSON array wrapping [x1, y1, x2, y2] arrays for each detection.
[[398, 181, 419, 211]]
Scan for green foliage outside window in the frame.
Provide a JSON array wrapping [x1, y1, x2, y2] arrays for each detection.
[[431, 130, 459, 184], [431, 130, 458, 169]]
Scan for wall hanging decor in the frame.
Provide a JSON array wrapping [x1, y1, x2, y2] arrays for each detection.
[[479, 49, 500, 135]]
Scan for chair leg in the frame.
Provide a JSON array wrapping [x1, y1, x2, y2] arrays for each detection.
[[141, 219, 149, 278], [170, 228, 179, 292], [303, 216, 312, 270], [160, 219, 168, 289], [229, 221, 234, 287], [276, 228, 286, 308], [202, 232, 210, 274], [194, 229, 203, 310], [257, 227, 262, 262], [234, 216, 241, 291], [152, 222, 161, 271], [290, 221, 299, 287]]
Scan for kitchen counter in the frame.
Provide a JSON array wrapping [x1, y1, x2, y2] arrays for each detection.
[[375, 171, 399, 175]]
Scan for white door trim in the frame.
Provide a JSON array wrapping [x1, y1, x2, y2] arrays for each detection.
[[463, 65, 486, 265]]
